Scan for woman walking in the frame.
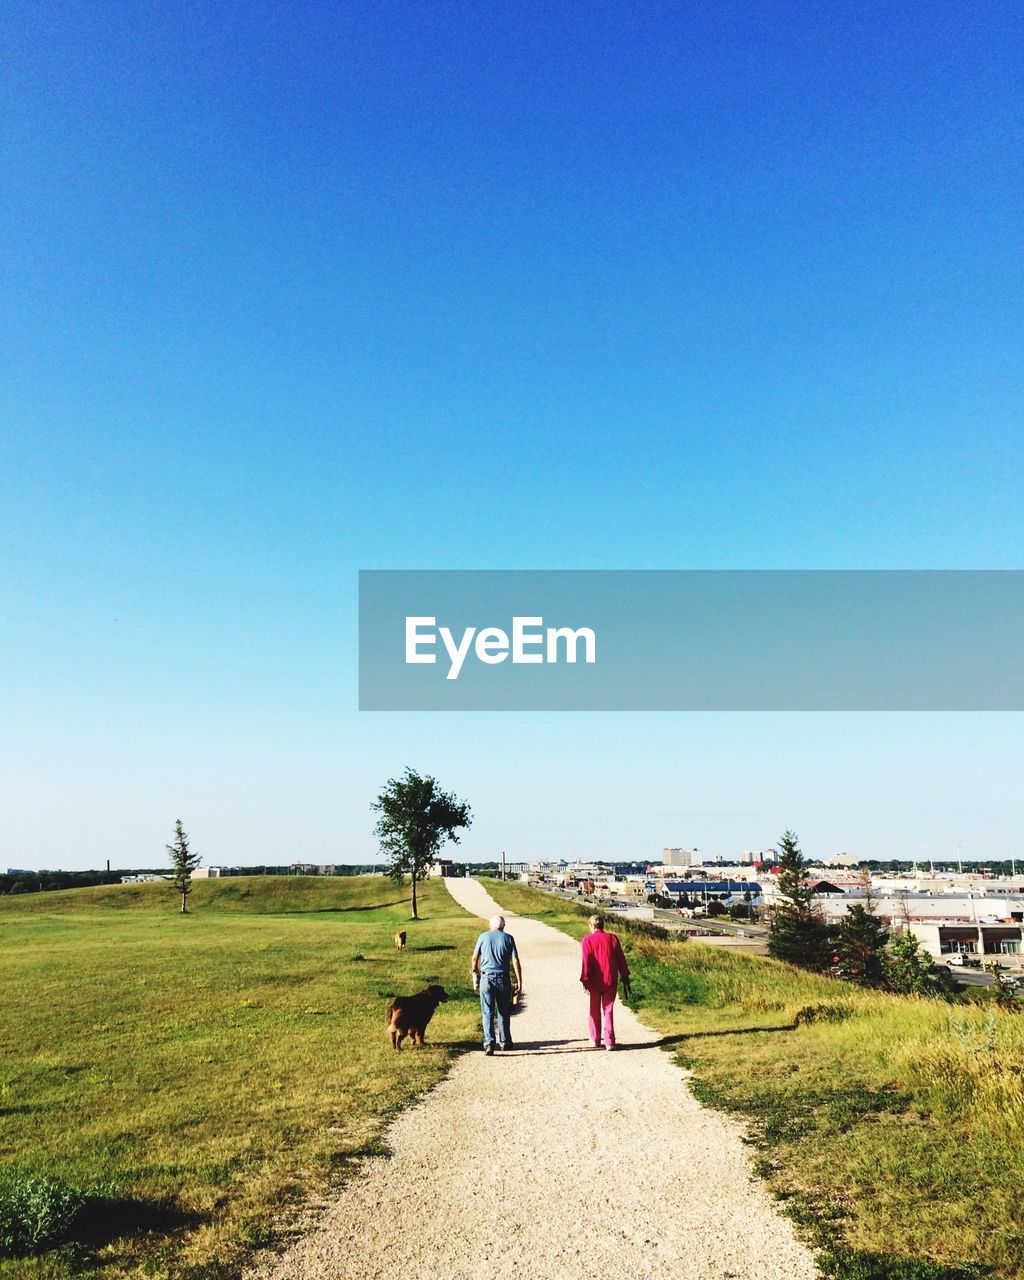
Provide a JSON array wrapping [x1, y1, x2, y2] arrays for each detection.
[[580, 914, 630, 1049]]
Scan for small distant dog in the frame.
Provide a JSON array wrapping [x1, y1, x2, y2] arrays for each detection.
[[386, 984, 448, 1050], [394, 930, 407, 951]]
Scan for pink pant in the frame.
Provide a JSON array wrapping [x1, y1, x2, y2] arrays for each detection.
[[587, 988, 616, 1046]]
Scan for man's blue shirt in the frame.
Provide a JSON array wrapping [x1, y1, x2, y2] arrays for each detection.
[[474, 929, 518, 976]]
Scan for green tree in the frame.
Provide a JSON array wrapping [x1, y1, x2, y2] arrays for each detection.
[[883, 931, 960, 1000], [992, 978, 1022, 1014], [167, 819, 201, 914], [834, 904, 889, 986], [371, 768, 472, 920], [767, 829, 834, 971]]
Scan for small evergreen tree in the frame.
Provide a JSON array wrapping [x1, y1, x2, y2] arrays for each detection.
[[167, 819, 201, 914], [371, 768, 472, 919], [767, 829, 834, 971], [883, 931, 960, 1000], [834, 903, 889, 986]]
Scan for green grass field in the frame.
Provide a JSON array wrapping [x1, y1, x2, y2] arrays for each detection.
[[0, 876, 482, 1279], [484, 879, 1024, 1280]]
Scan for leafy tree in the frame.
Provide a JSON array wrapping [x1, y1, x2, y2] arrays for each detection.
[[167, 819, 201, 914], [371, 768, 472, 920], [883, 931, 960, 1000], [767, 829, 834, 971], [834, 904, 889, 986], [705, 899, 727, 917]]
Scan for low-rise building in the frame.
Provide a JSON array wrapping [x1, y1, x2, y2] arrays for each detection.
[[660, 879, 762, 907], [429, 858, 467, 878], [910, 921, 1023, 960]]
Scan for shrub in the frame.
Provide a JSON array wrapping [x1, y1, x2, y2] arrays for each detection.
[[793, 1003, 853, 1026], [0, 1168, 85, 1256], [884, 932, 960, 1000]]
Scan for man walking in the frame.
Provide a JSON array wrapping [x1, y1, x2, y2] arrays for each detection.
[[471, 914, 523, 1055]]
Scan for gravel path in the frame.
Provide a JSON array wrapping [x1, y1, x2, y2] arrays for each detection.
[[249, 878, 818, 1280]]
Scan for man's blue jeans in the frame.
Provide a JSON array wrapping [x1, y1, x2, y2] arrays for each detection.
[[480, 973, 512, 1049]]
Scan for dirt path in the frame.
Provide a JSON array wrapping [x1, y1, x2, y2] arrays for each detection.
[[249, 879, 818, 1280]]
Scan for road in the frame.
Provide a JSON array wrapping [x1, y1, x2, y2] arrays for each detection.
[[949, 967, 994, 988]]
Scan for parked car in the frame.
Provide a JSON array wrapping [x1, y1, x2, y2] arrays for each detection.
[[946, 954, 981, 967]]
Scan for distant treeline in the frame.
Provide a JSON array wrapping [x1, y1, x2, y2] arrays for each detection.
[[0, 864, 386, 895], [0, 870, 154, 895]]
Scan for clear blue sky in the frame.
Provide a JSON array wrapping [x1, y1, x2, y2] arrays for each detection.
[[2, 1, 1021, 869]]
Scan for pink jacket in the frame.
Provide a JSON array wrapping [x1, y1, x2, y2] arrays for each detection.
[[580, 929, 630, 994]]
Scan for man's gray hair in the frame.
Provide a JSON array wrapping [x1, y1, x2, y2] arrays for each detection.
[[589, 914, 604, 929], [489, 914, 505, 931]]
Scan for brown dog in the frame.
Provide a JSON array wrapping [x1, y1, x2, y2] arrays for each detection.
[[394, 930, 406, 951], [386, 984, 448, 1050]]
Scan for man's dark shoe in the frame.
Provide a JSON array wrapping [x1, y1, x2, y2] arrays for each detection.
[[484, 1045, 494, 1056]]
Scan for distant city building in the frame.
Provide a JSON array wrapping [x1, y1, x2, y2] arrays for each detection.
[[663, 848, 699, 867], [120, 873, 166, 884], [192, 867, 224, 879], [661, 879, 762, 905]]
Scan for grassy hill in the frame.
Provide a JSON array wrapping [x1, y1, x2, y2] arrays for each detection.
[[0, 875, 394, 916], [0, 875, 482, 1280], [484, 878, 1024, 1280]]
